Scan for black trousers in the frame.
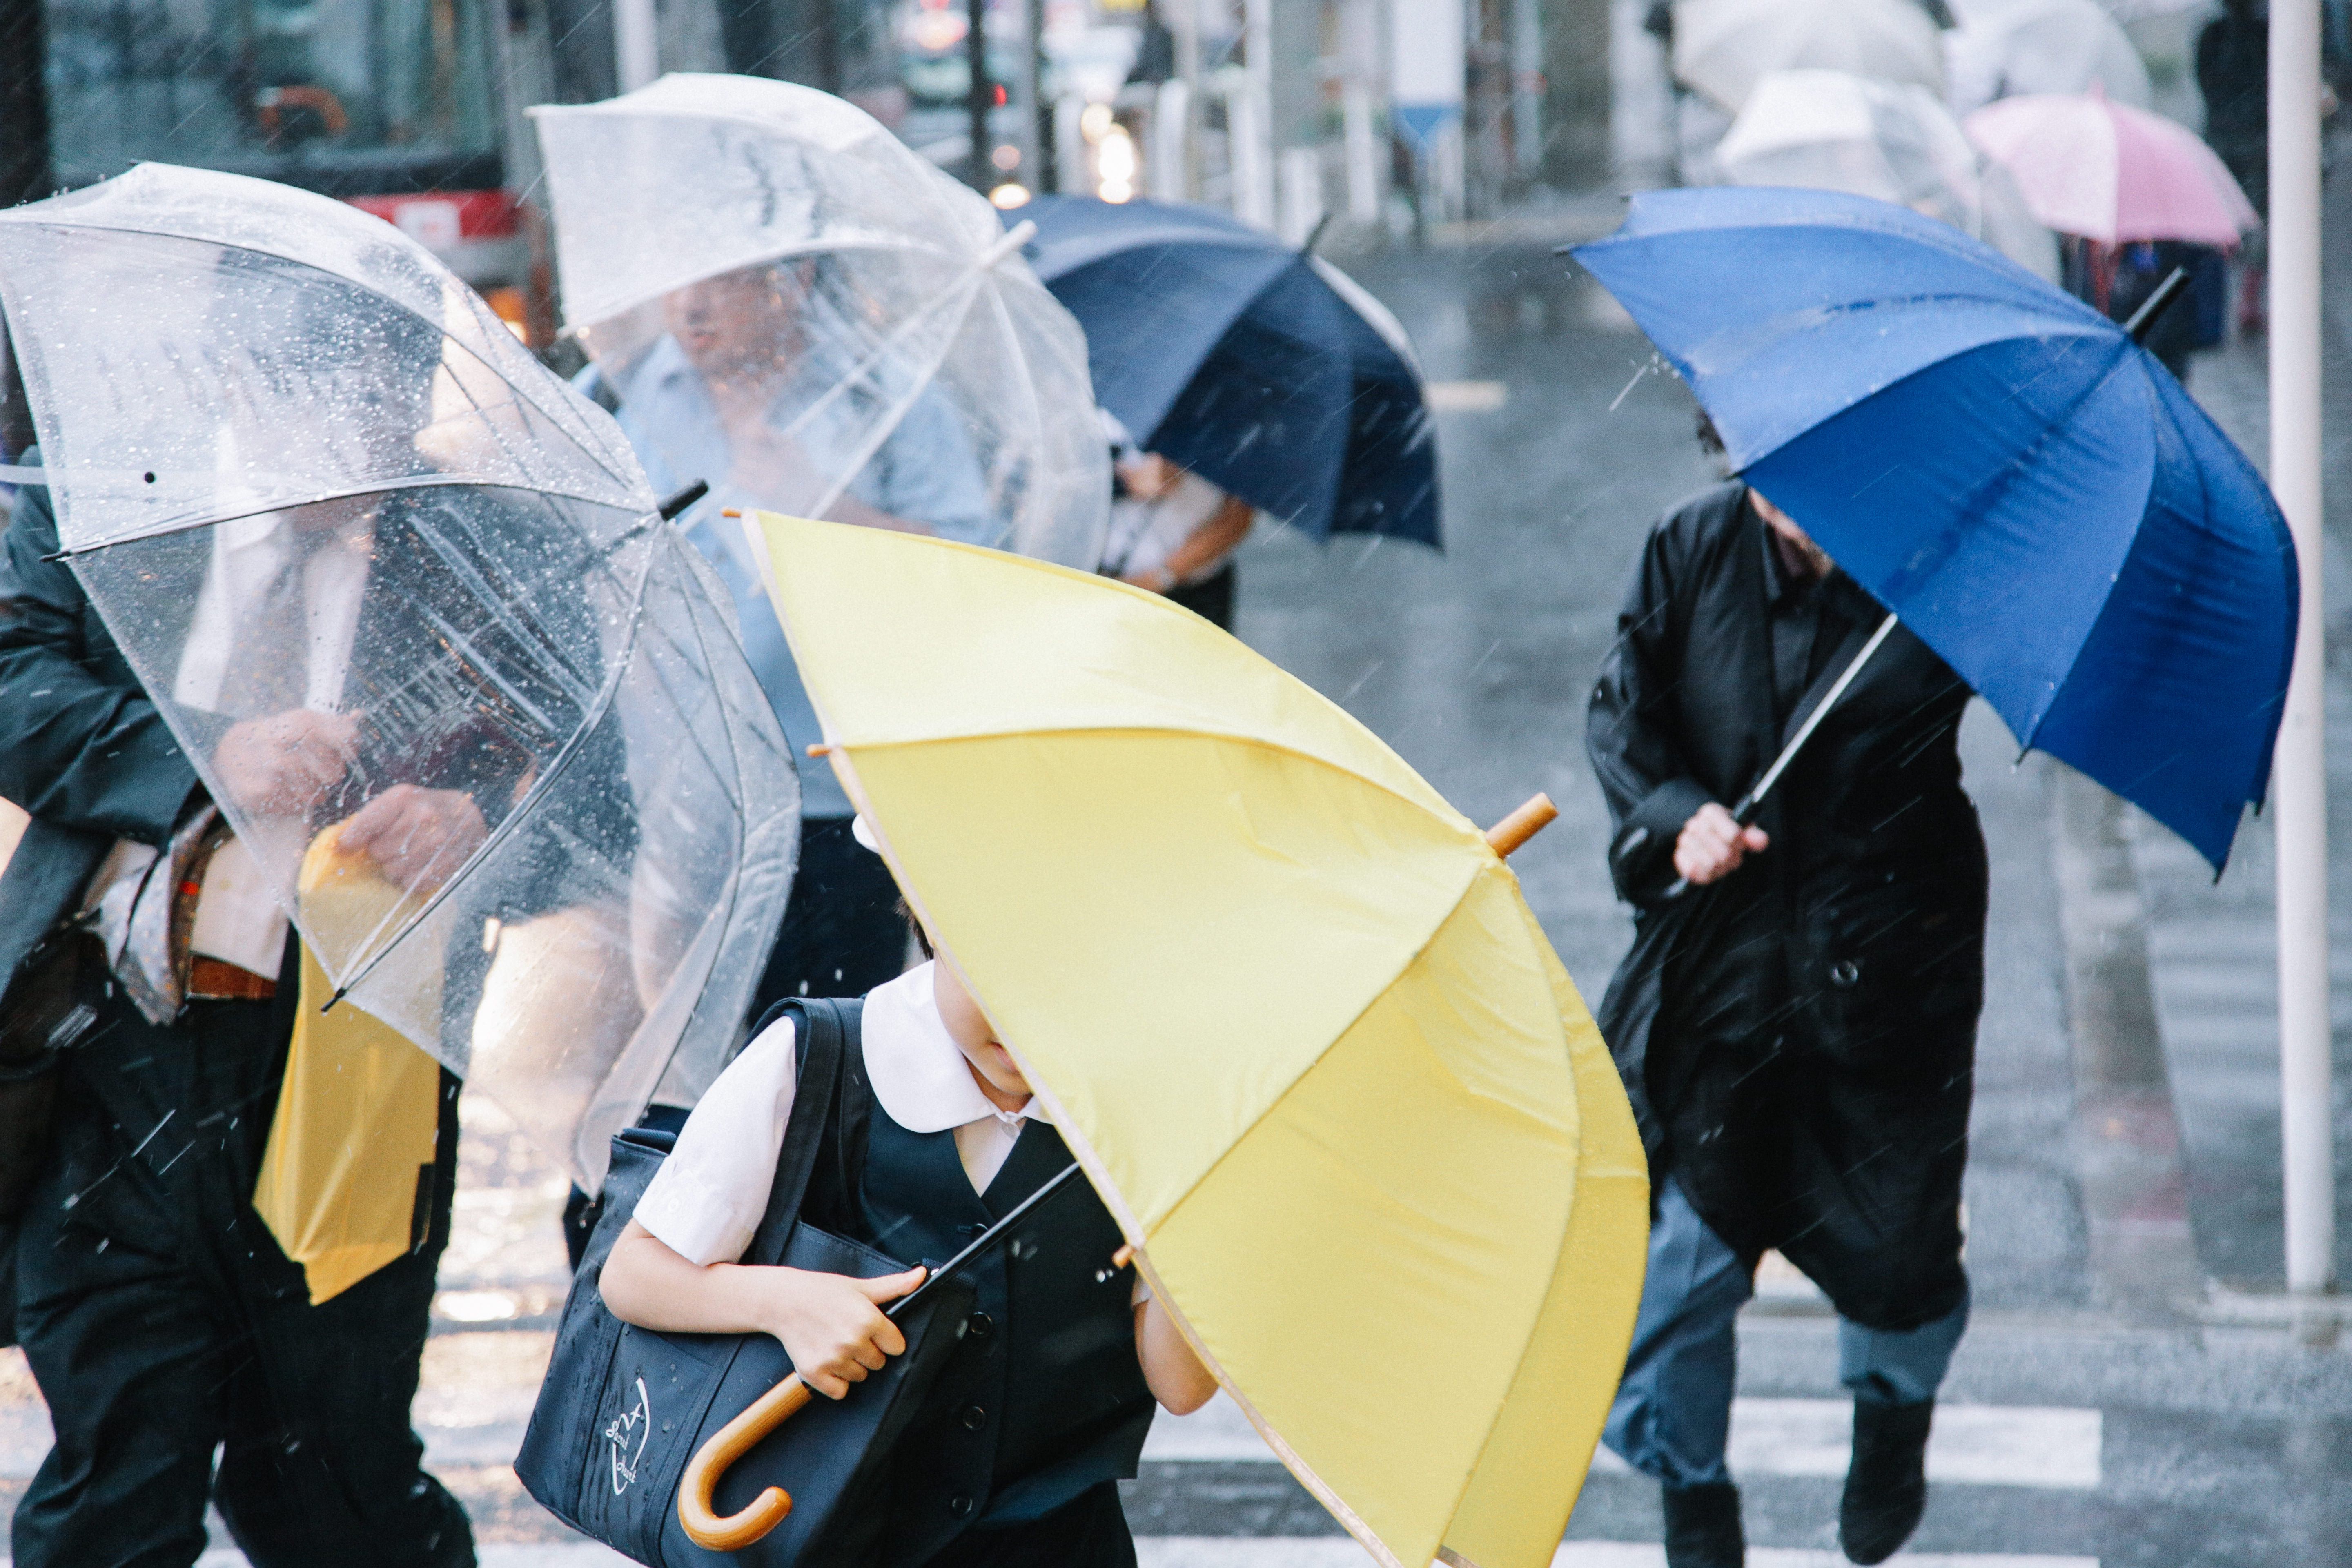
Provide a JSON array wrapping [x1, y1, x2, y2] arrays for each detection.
[[11, 951, 471, 1568], [747, 815, 911, 1022]]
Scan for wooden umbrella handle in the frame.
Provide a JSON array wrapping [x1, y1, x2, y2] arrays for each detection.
[[678, 1371, 816, 1550], [1485, 793, 1558, 858]]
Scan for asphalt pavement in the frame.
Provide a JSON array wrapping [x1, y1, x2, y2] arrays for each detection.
[[2, 206, 2349, 1567]]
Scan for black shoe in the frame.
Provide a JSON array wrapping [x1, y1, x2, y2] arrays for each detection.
[[1841, 1398, 1933, 1564], [1662, 1479, 1744, 1568]]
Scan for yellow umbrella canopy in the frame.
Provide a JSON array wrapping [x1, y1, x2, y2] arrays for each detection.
[[756, 510, 1648, 1568]]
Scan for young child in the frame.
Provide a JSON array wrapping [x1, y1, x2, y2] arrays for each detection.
[[599, 914, 1216, 1567]]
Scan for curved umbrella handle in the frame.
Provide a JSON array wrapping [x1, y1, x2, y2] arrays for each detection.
[[678, 1371, 815, 1550]]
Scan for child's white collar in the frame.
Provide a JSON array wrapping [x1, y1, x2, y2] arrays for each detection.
[[862, 961, 1051, 1135]]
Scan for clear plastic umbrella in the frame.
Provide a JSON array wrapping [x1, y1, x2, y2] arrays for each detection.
[[1945, 0, 2154, 115], [1716, 69, 2059, 280], [529, 74, 1109, 591], [1672, 0, 1945, 114], [0, 163, 800, 1189]]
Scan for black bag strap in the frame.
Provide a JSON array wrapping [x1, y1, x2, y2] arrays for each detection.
[[746, 997, 863, 1268]]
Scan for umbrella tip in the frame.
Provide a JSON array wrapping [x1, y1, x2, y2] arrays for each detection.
[[1111, 1244, 1137, 1270], [1484, 793, 1559, 858], [807, 743, 833, 758], [720, 508, 742, 519]]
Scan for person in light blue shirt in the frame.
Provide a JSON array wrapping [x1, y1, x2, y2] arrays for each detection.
[[583, 259, 992, 1022]]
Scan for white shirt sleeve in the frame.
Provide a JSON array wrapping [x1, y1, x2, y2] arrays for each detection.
[[633, 1016, 798, 1266]]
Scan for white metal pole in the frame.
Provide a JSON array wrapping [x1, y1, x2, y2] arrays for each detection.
[[613, 0, 659, 92], [2270, 0, 2334, 1302], [1238, 0, 1276, 229]]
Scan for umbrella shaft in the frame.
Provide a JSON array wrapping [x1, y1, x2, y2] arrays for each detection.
[[1739, 612, 1899, 819], [885, 1160, 1086, 1321], [1662, 612, 1897, 896]]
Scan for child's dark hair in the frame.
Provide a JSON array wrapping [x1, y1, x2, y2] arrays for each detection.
[[897, 897, 933, 958]]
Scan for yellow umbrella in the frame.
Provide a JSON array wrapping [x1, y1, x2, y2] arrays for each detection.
[[750, 510, 1647, 1568]]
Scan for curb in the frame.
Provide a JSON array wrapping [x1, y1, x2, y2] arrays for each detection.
[[2050, 767, 2207, 1323]]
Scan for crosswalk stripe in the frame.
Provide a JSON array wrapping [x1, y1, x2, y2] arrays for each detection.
[[1587, 1399, 2101, 1490], [1146, 1396, 2100, 1491], [16, 1542, 2101, 1568], [1134, 1544, 2097, 1567]]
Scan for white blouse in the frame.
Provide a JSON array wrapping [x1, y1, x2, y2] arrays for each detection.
[[633, 962, 1058, 1268]]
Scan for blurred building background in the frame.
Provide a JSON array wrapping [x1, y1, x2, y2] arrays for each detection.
[[0, 0, 1626, 343]]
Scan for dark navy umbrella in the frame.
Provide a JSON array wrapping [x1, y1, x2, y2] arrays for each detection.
[[1574, 186, 2296, 869], [1017, 196, 1440, 547]]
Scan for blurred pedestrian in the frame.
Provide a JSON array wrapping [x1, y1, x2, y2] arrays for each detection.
[[584, 260, 991, 1020], [1105, 448, 1254, 630], [0, 369, 480, 1561], [2060, 236, 2218, 383], [2198, 0, 2272, 335], [1586, 415, 1987, 1568]]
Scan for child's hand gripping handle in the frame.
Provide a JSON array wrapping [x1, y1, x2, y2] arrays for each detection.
[[677, 1372, 815, 1550]]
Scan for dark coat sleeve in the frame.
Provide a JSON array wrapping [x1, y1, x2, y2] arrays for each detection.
[[0, 471, 200, 844], [1586, 504, 1720, 908]]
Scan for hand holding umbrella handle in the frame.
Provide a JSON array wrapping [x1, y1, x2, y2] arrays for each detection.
[[674, 1166, 1086, 1551], [677, 1371, 816, 1550]]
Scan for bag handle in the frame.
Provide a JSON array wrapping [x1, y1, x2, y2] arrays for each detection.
[[677, 996, 866, 1551], [744, 997, 860, 1269]]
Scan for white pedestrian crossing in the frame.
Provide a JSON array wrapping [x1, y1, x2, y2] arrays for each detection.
[[1133, 1544, 2097, 1568], [1149, 1395, 2102, 1491], [10, 1543, 2105, 1568]]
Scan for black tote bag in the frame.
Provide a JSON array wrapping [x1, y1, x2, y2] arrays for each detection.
[[517, 999, 976, 1566]]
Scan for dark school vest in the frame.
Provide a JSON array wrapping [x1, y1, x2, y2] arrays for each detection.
[[808, 1013, 1156, 1564]]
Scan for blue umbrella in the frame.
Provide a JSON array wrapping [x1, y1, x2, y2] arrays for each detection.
[[1017, 196, 1440, 546], [1573, 186, 2296, 869]]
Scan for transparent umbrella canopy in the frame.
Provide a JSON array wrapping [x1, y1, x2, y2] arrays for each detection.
[[1945, 0, 2154, 115], [1716, 69, 2059, 281], [530, 74, 1109, 589], [1671, 0, 1945, 114], [0, 163, 800, 1189]]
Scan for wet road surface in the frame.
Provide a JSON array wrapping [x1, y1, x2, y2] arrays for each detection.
[[2, 210, 2349, 1567]]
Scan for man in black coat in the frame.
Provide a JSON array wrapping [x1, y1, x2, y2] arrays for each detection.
[[1586, 434, 1985, 1568], [0, 469, 491, 1566], [0, 325, 640, 1568]]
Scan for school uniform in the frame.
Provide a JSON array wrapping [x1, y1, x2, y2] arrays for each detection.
[[633, 962, 1156, 1567]]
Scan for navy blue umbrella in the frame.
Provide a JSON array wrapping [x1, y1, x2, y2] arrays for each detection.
[[1574, 186, 2297, 869], [1017, 196, 1439, 547]]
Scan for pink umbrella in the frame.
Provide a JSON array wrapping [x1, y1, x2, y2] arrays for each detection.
[[1964, 91, 2258, 246]]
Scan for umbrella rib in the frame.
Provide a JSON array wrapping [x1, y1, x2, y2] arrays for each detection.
[[1423, 899, 1599, 1567], [564, 232, 997, 335], [322, 542, 659, 1013], [0, 215, 646, 497], [1114, 858, 1550, 1568], [837, 724, 1462, 828], [45, 476, 647, 559], [402, 501, 608, 713], [972, 266, 1053, 538], [762, 275, 985, 528]]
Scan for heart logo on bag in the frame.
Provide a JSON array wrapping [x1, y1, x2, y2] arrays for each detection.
[[604, 1376, 653, 1494]]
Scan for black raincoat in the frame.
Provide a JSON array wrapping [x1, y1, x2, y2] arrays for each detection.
[[1588, 483, 1985, 1332]]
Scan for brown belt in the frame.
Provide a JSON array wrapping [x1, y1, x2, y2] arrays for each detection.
[[187, 957, 276, 1002]]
